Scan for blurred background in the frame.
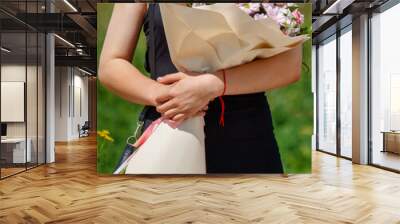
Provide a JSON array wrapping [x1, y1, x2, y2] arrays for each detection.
[[97, 3, 312, 174]]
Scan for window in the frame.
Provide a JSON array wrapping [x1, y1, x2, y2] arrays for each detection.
[[317, 35, 337, 154], [339, 27, 352, 158], [370, 2, 400, 171]]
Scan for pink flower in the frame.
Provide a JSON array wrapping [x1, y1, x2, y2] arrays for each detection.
[[292, 9, 304, 25], [261, 3, 274, 9], [237, 3, 261, 15], [264, 5, 287, 25], [236, 3, 304, 36]]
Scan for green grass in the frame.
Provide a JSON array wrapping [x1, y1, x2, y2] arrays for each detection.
[[97, 3, 312, 174]]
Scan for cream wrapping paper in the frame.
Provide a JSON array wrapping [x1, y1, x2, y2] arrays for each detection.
[[160, 3, 308, 73], [124, 3, 307, 174]]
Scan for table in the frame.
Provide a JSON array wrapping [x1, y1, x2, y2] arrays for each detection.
[[381, 131, 400, 154], [1, 138, 32, 163]]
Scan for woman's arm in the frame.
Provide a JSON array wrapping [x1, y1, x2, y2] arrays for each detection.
[[215, 45, 302, 95], [156, 45, 302, 120], [159, 45, 302, 96], [98, 3, 168, 106]]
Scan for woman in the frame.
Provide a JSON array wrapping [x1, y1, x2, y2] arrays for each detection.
[[99, 3, 302, 173]]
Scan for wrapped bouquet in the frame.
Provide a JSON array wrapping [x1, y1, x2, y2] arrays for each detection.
[[161, 3, 307, 73], [117, 3, 308, 174]]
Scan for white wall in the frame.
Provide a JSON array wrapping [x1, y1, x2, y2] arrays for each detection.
[[55, 66, 69, 141], [1, 65, 25, 127], [72, 72, 89, 138], [1, 65, 39, 137], [54, 67, 89, 141], [1, 64, 46, 164]]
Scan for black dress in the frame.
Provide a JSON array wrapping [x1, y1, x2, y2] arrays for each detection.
[[141, 4, 283, 173]]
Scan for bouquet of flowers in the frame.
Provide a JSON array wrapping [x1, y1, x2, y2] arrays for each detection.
[[192, 3, 306, 36], [237, 3, 305, 36], [118, 3, 308, 174], [160, 3, 307, 73]]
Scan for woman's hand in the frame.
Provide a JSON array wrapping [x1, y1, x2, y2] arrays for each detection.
[[155, 72, 224, 122]]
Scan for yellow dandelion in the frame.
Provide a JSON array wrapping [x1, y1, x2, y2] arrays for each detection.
[[104, 135, 114, 142], [97, 129, 114, 142]]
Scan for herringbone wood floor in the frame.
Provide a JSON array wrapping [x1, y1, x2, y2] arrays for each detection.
[[1, 136, 400, 224]]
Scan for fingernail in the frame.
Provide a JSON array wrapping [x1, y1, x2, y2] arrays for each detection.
[[157, 77, 162, 80]]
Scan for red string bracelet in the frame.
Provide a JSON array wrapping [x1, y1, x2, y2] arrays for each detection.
[[218, 69, 227, 126]]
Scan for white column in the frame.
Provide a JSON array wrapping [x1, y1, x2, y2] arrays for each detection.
[[54, 67, 73, 141], [46, 32, 55, 163], [352, 14, 369, 164]]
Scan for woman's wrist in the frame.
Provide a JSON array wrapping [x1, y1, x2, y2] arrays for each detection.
[[149, 82, 166, 106], [205, 71, 225, 98]]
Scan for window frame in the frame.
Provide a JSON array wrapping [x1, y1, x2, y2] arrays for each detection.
[[314, 21, 353, 160]]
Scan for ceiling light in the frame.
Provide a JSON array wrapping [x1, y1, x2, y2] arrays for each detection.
[[63, 0, 78, 12], [78, 67, 93, 76], [54, 34, 75, 48], [323, 0, 355, 15], [76, 48, 86, 56], [1, 47, 11, 53]]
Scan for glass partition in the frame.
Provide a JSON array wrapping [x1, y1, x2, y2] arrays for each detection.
[[339, 27, 352, 158], [317, 35, 337, 154], [371, 3, 400, 171], [1, 30, 28, 177], [0, 1, 46, 179]]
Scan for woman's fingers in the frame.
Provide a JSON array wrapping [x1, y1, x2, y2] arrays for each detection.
[[173, 110, 206, 121], [168, 109, 206, 125], [163, 108, 181, 119], [172, 113, 185, 122], [163, 103, 208, 119], [155, 73, 187, 104], [155, 91, 172, 105], [156, 99, 177, 113], [157, 72, 185, 84]]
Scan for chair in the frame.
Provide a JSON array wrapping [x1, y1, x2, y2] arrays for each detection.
[[78, 121, 90, 138]]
